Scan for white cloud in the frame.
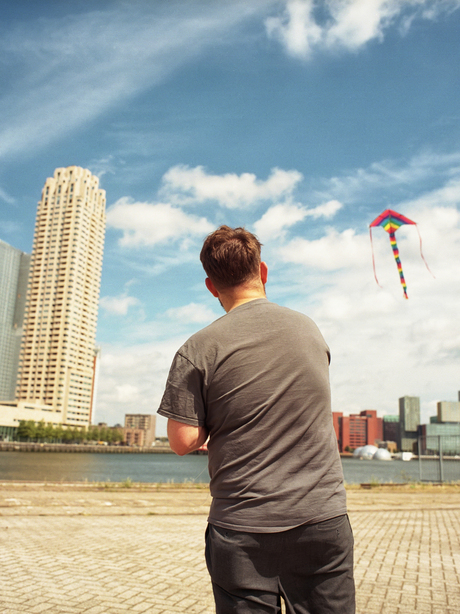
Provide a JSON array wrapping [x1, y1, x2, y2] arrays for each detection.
[[160, 165, 303, 208], [114, 384, 139, 404], [278, 226, 365, 269], [266, 0, 460, 59], [165, 302, 218, 325], [106, 198, 214, 247], [93, 159, 460, 433], [94, 340, 179, 429], [266, 0, 322, 58], [254, 203, 308, 239], [100, 293, 140, 316], [270, 197, 460, 424], [308, 199, 343, 218], [253, 199, 342, 239], [324, 0, 402, 50]]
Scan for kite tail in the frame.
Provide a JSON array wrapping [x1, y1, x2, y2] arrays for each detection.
[[369, 227, 383, 288], [416, 224, 435, 278], [389, 232, 408, 299]]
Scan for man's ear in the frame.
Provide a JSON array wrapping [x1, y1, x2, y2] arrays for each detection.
[[205, 277, 220, 298], [260, 262, 268, 285]]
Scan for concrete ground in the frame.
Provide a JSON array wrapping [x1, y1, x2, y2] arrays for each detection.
[[0, 482, 459, 614]]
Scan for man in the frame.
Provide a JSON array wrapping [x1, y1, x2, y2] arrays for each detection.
[[158, 226, 355, 614]]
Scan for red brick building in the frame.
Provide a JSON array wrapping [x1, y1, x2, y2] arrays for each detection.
[[332, 410, 383, 452]]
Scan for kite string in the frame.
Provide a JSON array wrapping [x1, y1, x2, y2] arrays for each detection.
[[369, 227, 383, 288], [416, 224, 435, 278]]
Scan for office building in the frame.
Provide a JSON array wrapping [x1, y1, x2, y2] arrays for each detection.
[[419, 422, 460, 455], [0, 240, 30, 402], [437, 401, 460, 423], [15, 166, 106, 426], [124, 414, 156, 447], [398, 396, 420, 451], [333, 410, 383, 452], [383, 414, 400, 445]]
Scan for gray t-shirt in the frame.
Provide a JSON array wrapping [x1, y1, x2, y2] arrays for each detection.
[[158, 298, 346, 532]]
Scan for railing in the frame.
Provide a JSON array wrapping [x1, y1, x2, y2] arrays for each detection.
[[418, 435, 460, 483]]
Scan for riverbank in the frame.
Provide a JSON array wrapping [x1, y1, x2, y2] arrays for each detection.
[[0, 441, 174, 453]]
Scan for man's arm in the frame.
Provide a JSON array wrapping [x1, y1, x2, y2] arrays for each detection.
[[167, 419, 209, 456]]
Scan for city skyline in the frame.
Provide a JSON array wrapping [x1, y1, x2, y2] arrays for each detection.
[[0, 1, 459, 436]]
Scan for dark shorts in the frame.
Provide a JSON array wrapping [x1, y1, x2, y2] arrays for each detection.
[[205, 515, 355, 614]]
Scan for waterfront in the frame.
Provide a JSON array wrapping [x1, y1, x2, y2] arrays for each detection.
[[0, 451, 459, 484]]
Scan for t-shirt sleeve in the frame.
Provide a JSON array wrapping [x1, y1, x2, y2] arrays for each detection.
[[157, 352, 206, 427]]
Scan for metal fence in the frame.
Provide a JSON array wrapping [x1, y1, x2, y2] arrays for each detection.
[[418, 435, 460, 482]]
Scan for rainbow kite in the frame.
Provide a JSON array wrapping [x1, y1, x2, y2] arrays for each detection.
[[369, 209, 433, 299]]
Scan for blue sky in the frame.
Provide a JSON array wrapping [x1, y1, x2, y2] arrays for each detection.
[[1, 0, 459, 434]]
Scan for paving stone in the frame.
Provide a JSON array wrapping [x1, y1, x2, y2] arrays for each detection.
[[0, 489, 459, 613]]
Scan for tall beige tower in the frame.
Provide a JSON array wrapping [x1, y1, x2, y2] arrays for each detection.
[[16, 166, 106, 426]]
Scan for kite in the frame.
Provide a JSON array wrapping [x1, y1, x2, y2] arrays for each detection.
[[369, 209, 433, 299]]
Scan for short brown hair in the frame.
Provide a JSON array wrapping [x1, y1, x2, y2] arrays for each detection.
[[200, 226, 262, 289]]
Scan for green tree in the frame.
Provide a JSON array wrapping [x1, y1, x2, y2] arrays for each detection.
[[17, 420, 36, 441], [44, 423, 55, 442], [54, 425, 64, 442], [35, 420, 47, 441], [88, 426, 100, 442], [111, 428, 123, 443]]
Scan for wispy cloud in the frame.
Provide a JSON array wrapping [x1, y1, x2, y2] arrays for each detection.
[[0, 187, 16, 205], [266, 0, 460, 59], [0, 1, 273, 160], [315, 151, 460, 204]]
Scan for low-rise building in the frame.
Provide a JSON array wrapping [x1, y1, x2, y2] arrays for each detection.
[[418, 422, 460, 455], [124, 413, 156, 447], [333, 410, 383, 452]]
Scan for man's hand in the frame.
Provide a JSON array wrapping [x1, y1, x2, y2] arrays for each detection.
[[167, 419, 209, 456]]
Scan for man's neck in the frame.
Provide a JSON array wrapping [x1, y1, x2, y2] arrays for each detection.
[[219, 288, 266, 313]]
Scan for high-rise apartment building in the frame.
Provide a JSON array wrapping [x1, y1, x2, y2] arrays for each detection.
[[16, 166, 106, 426], [0, 240, 30, 401]]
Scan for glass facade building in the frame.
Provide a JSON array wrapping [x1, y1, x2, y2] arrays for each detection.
[[0, 240, 30, 402]]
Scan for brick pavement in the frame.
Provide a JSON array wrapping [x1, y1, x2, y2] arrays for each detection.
[[0, 486, 459, 613]]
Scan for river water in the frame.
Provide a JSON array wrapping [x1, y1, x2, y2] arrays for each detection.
[[0, 452, 458, 484]]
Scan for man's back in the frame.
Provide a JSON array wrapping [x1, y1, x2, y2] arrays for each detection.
[[159, 298, 346, 532], [160, 225, 354, 613]]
